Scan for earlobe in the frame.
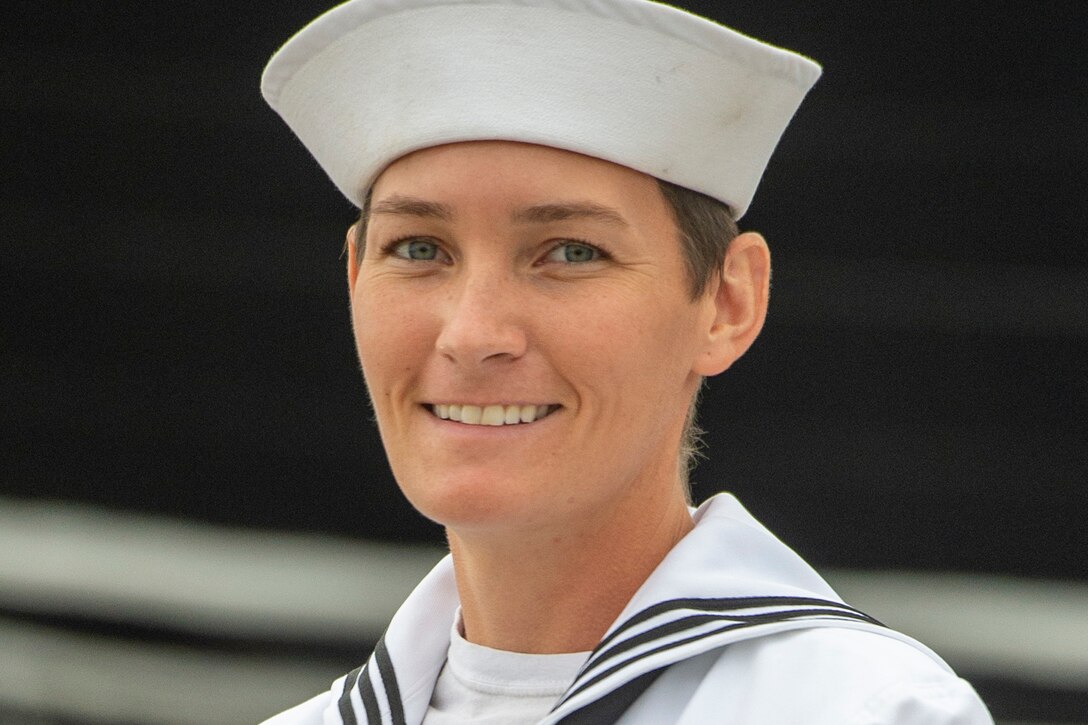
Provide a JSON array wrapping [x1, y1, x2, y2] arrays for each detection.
[[692, 231, 771, 377]]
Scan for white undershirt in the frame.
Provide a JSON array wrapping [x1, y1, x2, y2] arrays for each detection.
[[422, 614, 591, 725]]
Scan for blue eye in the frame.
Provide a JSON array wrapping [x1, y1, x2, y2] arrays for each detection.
[[393, 239, 441, 260], [546, 242, 601, 263]]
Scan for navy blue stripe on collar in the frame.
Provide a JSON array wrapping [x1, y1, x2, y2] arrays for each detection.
[[566, 608, 875, 705], [374, 638, 406, 725], [340, 637, 406, 725], [553, 596, 883, 716], [594, 596, 878, 656], [359, 660, 382, 723], [553, 667, 667, 725], [580, 603, 880, 683], [338, 665, 363, 725]]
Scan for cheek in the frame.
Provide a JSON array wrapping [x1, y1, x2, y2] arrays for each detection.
[[351, 286, 431, 396], [586, 293, 699, 366], [549, 292, 699, 403]]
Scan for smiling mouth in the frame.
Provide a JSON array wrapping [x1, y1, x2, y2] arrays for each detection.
[[429, 403, 558, 426]]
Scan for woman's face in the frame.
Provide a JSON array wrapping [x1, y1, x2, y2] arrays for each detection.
[[349, 141, 719, 535]]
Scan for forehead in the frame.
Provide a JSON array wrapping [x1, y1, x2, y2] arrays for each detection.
[[370, 141, 668, 214]]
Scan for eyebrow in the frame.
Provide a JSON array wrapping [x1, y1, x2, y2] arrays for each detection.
[[368, 195, 629, 228], [512, 202, 630, 228], [369, 195, 454, 221]]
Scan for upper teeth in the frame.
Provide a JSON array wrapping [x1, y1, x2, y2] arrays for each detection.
[[433, 404, 554, 426]]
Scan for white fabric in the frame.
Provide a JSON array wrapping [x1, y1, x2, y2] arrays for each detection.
[[262, 493, 993, 724], [261, 0, 821, 218], [422, 614, 590, 724], [617, 630, 988, 724]]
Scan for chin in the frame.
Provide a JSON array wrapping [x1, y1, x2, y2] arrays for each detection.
[[397, 469, 558, 533]]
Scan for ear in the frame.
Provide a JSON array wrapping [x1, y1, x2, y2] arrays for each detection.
[[346, 223, 361, 295], [692, 231, 771, 377]]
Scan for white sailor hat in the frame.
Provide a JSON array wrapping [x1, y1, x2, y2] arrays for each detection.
[[261, 0, 820, 218]]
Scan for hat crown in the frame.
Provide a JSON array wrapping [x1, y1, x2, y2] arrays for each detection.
[[262, 0, 821, 218]]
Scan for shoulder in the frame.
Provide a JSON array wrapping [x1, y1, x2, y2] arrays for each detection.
[[626, 627, 993, 725], [699, 628, 993, 724]]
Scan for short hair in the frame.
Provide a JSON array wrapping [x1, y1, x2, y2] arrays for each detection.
[[348, 177, 739, 501], [652, 179, 739, 500]]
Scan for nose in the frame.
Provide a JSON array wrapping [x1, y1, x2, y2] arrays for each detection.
[[434, 268, 529, 366]]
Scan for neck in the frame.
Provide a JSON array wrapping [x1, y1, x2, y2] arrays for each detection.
[[447, 484, 694, 654]]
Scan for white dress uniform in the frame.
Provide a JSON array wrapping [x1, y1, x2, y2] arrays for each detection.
[[263, 494, 993, 724], [260, 3, 995, 722]]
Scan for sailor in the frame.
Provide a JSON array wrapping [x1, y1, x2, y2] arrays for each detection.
[[260, 0, 994, 722]]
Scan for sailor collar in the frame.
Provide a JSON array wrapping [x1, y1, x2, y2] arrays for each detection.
[[328, 494, 945, 725]]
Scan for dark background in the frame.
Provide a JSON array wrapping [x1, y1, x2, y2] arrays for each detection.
[[4, 1, 1087, 583]]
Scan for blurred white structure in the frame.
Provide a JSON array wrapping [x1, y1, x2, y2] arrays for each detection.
[[2, 496, 1085, 724]]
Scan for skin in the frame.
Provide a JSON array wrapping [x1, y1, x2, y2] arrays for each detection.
[[347, 141, 770, 653]]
